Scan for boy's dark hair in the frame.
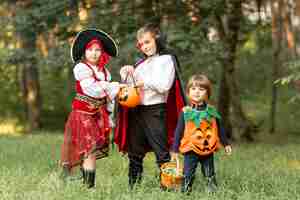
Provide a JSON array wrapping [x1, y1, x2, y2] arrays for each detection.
[[186, 74, 212, 98], [137, 23, 167, 53]]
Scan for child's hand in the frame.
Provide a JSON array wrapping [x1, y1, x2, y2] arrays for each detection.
[[135, 80, 144, 88], [120, 65, 134, 77], [119, 83, 127, 88], [170, 152, 179, 161], [224, 145, 232, 155]]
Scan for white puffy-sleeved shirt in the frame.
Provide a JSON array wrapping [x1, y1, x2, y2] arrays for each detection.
[[122, 55, 175, 105], [73, 62, 119, 100]]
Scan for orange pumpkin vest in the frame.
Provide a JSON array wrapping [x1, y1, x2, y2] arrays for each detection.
[[179, 109, 221, 156]]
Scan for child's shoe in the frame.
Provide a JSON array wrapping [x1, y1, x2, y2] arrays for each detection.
[[181, 176, 194, 194], [60, 165, 70, 182], [207, 175, 217, 193], [83, 169, 96, 188], [81, 167, 86, 184]]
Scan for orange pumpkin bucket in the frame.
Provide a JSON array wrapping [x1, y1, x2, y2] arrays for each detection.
[[118, 86, 140, 108], [118, 72, 141, 108], [160, 159, 183, 190]]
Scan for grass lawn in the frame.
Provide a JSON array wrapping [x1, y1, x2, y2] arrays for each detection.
[[0, 131, 299, 200]]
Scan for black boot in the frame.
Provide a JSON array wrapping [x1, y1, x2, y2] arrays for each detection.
[[181, 176, 195, 194], [207, 175, 218, 193], [61, 165, 70, 182], [81, 167, 86, 184], [128, 170, 143, 190], [128, 156, 143, 190], [83, 170, 95, 188]]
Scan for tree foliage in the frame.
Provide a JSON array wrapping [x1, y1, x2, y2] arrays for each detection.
[[2, 0, 298, 137]]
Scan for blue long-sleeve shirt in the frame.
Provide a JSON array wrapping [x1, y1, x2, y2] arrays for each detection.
[[171, 103, 230, 153]]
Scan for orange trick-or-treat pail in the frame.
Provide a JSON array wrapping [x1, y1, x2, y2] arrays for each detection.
[[118, 86, 140, 108]]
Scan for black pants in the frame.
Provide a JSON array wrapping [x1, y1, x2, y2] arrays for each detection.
[[127, 103, 170, 186], [182, 152, 215, 190]]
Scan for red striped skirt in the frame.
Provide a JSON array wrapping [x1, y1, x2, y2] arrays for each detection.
[[61, 109, 110, 169]]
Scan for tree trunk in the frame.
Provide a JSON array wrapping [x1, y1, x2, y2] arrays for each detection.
[[270, 0, 283, 133], [18, 35, 41, 132], [228, 0, 257, 141], [217, 0, 256, 141], [139, 0, 157, 24], [282, 0, 297, 58], [22, 62, 41, 131], [64, 0, 79, 112], [215, 15, 233, 140], [217, 68, 233, 140], [293, 0, 300, 56], [14, 0, 41, 132]]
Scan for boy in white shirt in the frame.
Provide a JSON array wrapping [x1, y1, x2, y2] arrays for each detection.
[[115, 23, 186, 189]]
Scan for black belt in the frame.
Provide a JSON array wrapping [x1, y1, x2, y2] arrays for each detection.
[[75, 94, 107, 108]]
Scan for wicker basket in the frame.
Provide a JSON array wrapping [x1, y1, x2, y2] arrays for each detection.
[[160, 159, 183, 190]]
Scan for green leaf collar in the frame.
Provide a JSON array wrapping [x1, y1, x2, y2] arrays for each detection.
[[183, 105, 221, 127]]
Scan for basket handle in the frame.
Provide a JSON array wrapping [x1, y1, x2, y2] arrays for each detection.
[[123, 72, 137, 85], [123, 72, 140, 95], [175, 157, 180, 176]]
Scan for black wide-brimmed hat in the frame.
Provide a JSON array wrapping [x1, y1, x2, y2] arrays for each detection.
[[70, 29, 118, 63]]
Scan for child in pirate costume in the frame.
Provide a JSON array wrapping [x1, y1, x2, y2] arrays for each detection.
[[114, 23, 186, 189], [61, 29, 120, 188], [171, 74, 232, 193]]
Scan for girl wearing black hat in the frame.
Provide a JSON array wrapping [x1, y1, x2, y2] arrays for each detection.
[[61, 29, 120, 188]]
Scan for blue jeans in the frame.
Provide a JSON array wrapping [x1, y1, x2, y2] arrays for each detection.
[[182, 152, 215, 191]]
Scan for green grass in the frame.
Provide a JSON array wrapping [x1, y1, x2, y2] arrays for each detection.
[[0, 132, 300, 200]]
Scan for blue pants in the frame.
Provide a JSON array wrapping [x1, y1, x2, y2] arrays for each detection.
[[182, 152, 215, 191]]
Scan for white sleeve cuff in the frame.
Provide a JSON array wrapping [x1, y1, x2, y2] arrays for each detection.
[[106, 82, 120, 100]]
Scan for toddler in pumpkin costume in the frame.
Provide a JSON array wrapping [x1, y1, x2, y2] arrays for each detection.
[[171, 74, 232, 193]]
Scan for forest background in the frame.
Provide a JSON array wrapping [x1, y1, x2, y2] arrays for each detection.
[[0, 0, 299, 141], [1, 1, 300, 200]]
